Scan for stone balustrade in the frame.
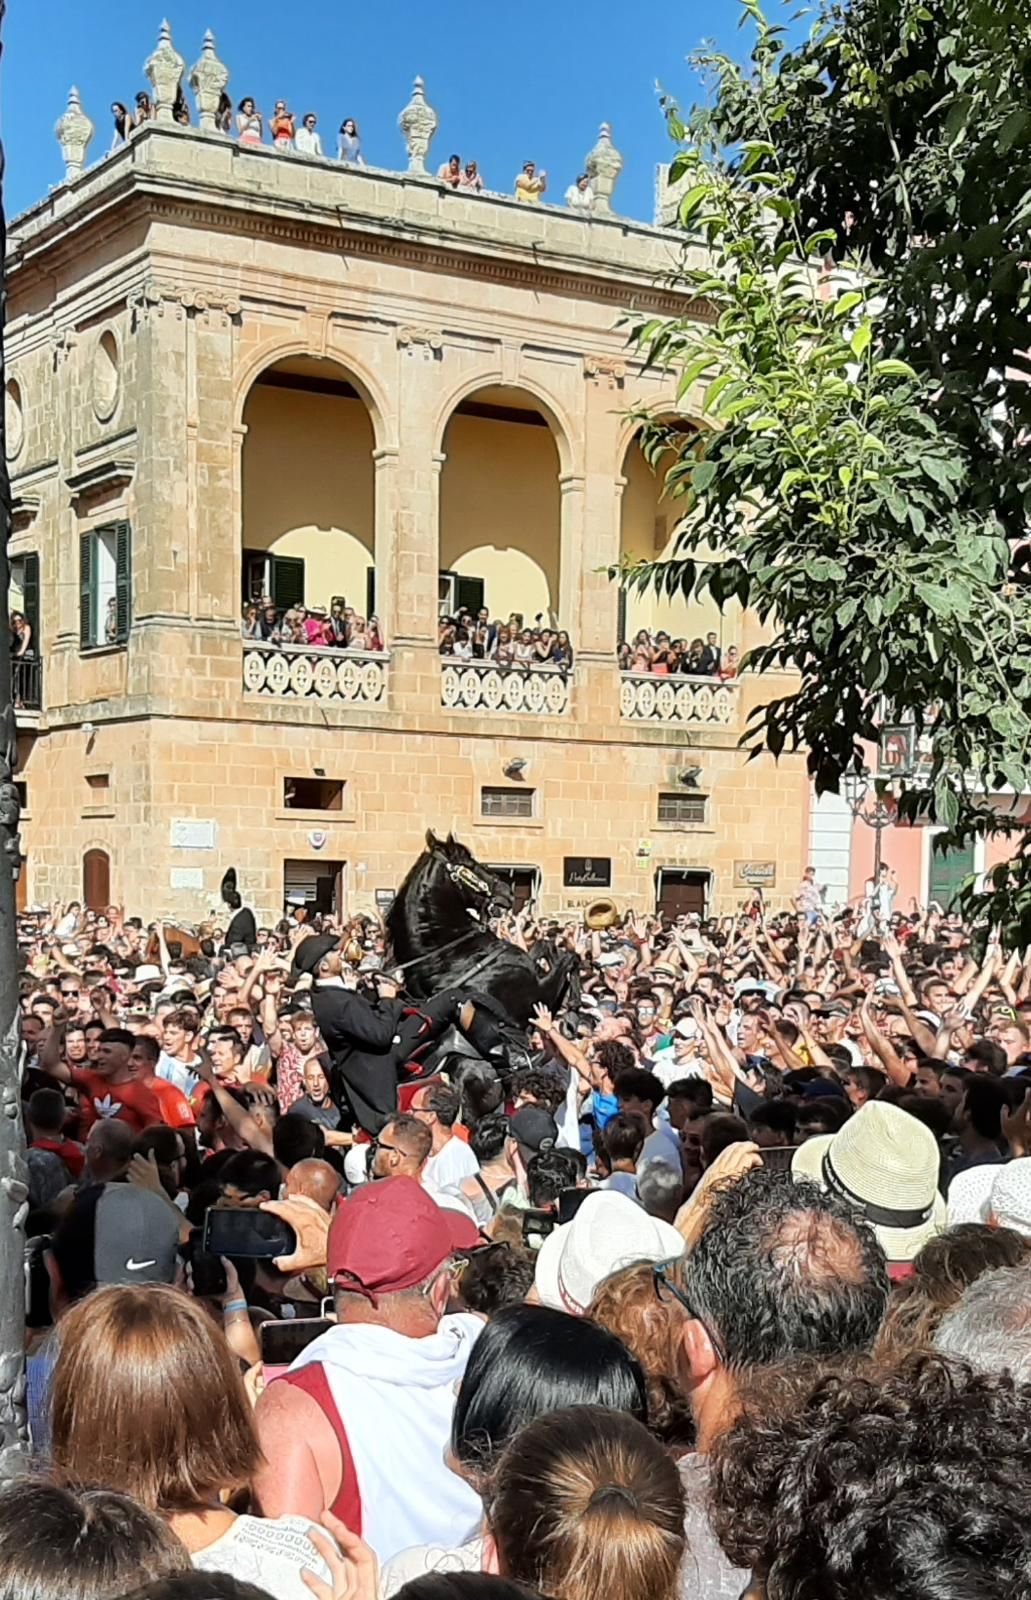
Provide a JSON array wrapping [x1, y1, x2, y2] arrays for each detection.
[[441, 659, 572, 717], [619, 672, 737, 727], [243, 642, 388, 705]]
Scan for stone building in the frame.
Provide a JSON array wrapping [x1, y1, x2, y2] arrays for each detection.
[[6, 29, 809, 924]]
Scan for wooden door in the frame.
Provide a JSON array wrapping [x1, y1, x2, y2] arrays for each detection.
[[656, 870, 708, 920], [83, 849, 110, 911]]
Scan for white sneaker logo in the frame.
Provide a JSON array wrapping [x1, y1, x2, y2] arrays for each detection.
[[125, 1258, 156, 1272]]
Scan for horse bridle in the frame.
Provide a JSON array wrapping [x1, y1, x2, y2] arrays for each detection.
[[389, 859, 501, 977], [447, 862, 496, 901]]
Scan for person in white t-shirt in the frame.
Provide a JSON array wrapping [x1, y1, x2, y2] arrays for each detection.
[[295, 112, 323, 157], [411, 1081, 480, 1191], [565, 172, 595, 212]]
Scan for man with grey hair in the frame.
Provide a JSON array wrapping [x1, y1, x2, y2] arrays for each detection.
[[934, 1265, 1031, 1382], [636, 1156, 682, 1224]]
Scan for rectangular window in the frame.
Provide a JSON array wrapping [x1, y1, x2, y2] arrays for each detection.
[[283, 777, 345, 811], [481, 786, 534, 819], [80, 522, 131, 649], [242, 551, 306, 612], [657, 792, 708, 825], [86, 774, 110, 793]]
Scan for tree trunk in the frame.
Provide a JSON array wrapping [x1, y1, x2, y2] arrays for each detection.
[[0, 0, 30, 1473]]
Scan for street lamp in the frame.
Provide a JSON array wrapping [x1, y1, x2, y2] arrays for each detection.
[[842, 768, 896, 882]]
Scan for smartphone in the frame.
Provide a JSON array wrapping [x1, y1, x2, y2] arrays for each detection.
[[260, 1317, 332, 1381], [760, 1145, 796, 1175], [521, 1208, 556, 1249], [190, 1248, 228, 1299], [202, 1207, 295, 1260], [557, 1188, 589, 1226]]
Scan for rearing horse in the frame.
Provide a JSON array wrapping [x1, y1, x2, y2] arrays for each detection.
[[385, 831, 573, 1030]]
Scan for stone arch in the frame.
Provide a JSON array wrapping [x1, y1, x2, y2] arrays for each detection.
[[432, 369, 576, 480], [234, 338, 392, 450]]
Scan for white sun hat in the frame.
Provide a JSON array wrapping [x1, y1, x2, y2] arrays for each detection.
[[988, 1159, 1031, 1238], [534, 1189, 684, 1316], [947, 1163, 1001, 1228], [791, 1100, 946, 1264]]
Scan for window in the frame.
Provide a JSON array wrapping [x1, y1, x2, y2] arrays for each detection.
[[657, 792, 708, 825], [481, 786, 534, 819], [439, 571, 485, 618], [80, 522, 131, 649], [10, 553, 39, 641], [86, 774, 110, 793], [283, 777, 345, 811], [243, 550, 305, 611]]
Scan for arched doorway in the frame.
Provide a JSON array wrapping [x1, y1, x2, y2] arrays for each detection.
[[83, 849, 110, 911], [241, 357, 377, 628], [439, 387, 562, 629], [618, 429, 731, 660]]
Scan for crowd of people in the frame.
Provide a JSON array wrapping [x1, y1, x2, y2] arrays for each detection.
[[618, 629, 738, 679], [8, 871, 1031, 1600], [243, 597, 384, 654], [438, 610, 574, 670], [111, 91, 603, 212]]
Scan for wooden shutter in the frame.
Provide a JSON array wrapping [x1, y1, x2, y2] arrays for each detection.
[[115, 521, 132, 643], [365, 566, 376, 619], [79, 533, 94, 648], [271, 556, 305, 611], [21, 553, 39, 644], [456, 575, 485, 615]]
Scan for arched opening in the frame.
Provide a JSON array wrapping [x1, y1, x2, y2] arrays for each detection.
[[241, 356, 377, 633], [618, 428, 732, 673], [439, 386, 562, 630], [83, 848, 110, 911]]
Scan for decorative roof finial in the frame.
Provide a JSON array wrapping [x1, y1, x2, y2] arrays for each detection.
[[585, 121, 623, 216], [55, 86, 94, 182], [398, 76, 438, 174], [145, 19, 186, 124], [189, 29, 229, 134]]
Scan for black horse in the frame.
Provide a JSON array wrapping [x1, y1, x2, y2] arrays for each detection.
[[385, 831, 574, 1031]]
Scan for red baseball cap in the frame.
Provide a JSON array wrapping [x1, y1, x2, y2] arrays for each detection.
[[327, 1176, 471, 1302]]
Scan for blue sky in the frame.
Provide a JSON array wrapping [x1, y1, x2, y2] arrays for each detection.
[[2, 1, 796, 223]]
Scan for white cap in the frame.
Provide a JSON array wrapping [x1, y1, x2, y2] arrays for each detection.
[[343, 1146, 369, 1189], [990, 1159, 1031, 1237], [534, 1189, 683, 1316]]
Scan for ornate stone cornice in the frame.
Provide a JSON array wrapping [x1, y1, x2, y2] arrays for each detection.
[[584, 354, 626, 387], [397, 325, 443, 357], [128, 276, 242, 326]]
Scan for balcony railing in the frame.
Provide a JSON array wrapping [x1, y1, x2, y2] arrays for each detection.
[[13, 657, 42, 713], [619, 672, 737, 727], [441, 658, 572, 716], [243, 642, 388, 705]]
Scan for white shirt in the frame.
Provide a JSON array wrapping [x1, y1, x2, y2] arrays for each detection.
[[295, 126, 323, 157], [425, 1135, 479, 1192], [566, 182, 595, 211], [157, 1050, 201, 1097], [192, 1515, 330, 1600]]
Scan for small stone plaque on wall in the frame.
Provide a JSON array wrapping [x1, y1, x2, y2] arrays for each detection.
[[170, 867, 204, 890], [170, 819, 216, 849]]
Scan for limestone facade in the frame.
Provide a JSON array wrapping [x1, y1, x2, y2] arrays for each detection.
[[7, 89, 809, 924]]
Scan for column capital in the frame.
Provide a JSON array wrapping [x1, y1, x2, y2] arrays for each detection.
[[373, 446, 400, 467]]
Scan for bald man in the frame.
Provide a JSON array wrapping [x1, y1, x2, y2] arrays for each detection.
[[285, 1157, 340, 1214]]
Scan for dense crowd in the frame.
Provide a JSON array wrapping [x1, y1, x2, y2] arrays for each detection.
[[8, 868, 1031, 1600], [617, 629, 737, 679], [112, 93, 600, 211], [243, 598, 384, 654], [438, 610, 573, 670]]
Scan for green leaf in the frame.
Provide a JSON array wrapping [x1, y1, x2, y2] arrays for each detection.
[[692, 460, 717, 492], [677, 185, 710, 225], [850, 322, 872, 359], [873, 359, 918, 379], [832, 291, 864, 318]]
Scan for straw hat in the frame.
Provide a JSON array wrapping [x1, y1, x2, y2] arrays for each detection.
[[791, 1101, 945, 1263]]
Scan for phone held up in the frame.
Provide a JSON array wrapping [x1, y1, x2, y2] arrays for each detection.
[[201, 1207, 296, 1261]]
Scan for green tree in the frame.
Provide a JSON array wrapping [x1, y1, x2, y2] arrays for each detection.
[[626, 0, 1031, 940]]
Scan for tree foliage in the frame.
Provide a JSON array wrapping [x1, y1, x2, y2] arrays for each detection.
[[627, 0, 1031, 941]]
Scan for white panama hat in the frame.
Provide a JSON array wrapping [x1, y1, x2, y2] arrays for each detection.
[[792, 1100, 946, 1263], [534, 1189, 684, 1316]]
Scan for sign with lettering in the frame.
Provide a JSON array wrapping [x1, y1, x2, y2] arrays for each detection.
[[734, 860, 777, 888], [563, 857, 612, 890]]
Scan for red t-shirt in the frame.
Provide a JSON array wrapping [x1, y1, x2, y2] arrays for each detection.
[[31, 1135, 85, 1180], [69, 1068, 164, 1133], [145, 1075, 196, 1130]]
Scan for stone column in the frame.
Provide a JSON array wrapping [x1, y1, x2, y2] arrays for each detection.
[[128, 285, 191, 624], [398, 77, 438, 174], [372, 447, 399, 648], [54, 87, 94, 180], [144, 21, 185, 125], [558, 473, 586, 641], [189, 31, 229, 134], [584, 123, 624, 217], [579, 363, 627, 661]]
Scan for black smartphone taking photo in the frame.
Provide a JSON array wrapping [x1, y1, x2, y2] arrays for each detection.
[[202, 1207, 296, 1260], [260, 1317, 332, 1378]]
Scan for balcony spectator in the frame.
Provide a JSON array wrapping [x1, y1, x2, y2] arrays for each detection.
[[513, 628, 536, 664], [698, 630, 721, 675], [104, 597, 118, 644], [338, 118, 364, 164], [533, 629, 556, 664], [553, 630, 574, 669], [173, 86, 191, 127], [295, 113, 322, 157], [111, 102, 130, 149], [280, 608, 307, 645], [236, 98, 263, 146], [258, 603, 280, 643], [566, 173, 595, 212], [438, 154, 463, 188], [452, 627, 473, 661], [10, 611, 33, 661], [617, 640, 631, 671], [270, 102, 295, 149], [303, 606, 328, 645], [438, 623, 457, 656], [367, 616, 384, 652], [241, 604, 261, 640], [327, 598, 349, 645], [495, 626, 515, 665], [132, 91, 154, 129], [348, 616, 370, 651], [515, 161, 547, 204], [651, 632, 679, 675], [682, 637, 706, 674], [460, 160, 484, 193], [719, 644, 739, 680], [515, 161, 547, 203], [471, 621, 492, 659], [216, 91, 232, 134]]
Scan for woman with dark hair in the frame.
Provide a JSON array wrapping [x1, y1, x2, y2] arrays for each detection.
[[338, 118, 364, 164], [133, 91, 154, 129], [551, 630, 574, 670], [380, 1306, 648, 1596], [49, 1284, 332, 1599], [487, 1406, 684, 1600], [111, 102, 131, 148], [236, 98, 263, 146], [0, 1480, 188, 1600]]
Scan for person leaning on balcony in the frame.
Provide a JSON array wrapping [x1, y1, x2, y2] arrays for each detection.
[[236, 97, 263, 145], [132, 90, 154, 129], [258, 603, 280, 643], [241, 604, 261, 640], [552, 630, 574, 670], [494, 626, 515, 666], [437, 153, 463, 188], [367, 616, 384, 652], [270, 101, 296, 149], [438, 623, 457, 657], [295, 112, 323, 157], [652, 633, 678, 675], [10, 612, 33, 661], [515, 160, 547, 203], [348, 617, 370, 652], [617, 641, 631, 671], [513, 628, 535, 665], [304, 607, 328, 646], [327, 598, 349, 645], [534, 628, 555, 664], [338, 118, 364, 164], [460, 160, 484, 192], [719, 645, 739, 681]]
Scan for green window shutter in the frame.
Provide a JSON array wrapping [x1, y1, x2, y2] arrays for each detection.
[[80, 533, 94, 648], [365, 566, 376, 619], [115, 521, 132, 643], [271, 556, 305, 611], [22, 553, 39, 644], [455, 575, 485, 615]]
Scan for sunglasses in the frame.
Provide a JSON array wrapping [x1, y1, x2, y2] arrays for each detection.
[[652, 1257, 724, 1362]]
